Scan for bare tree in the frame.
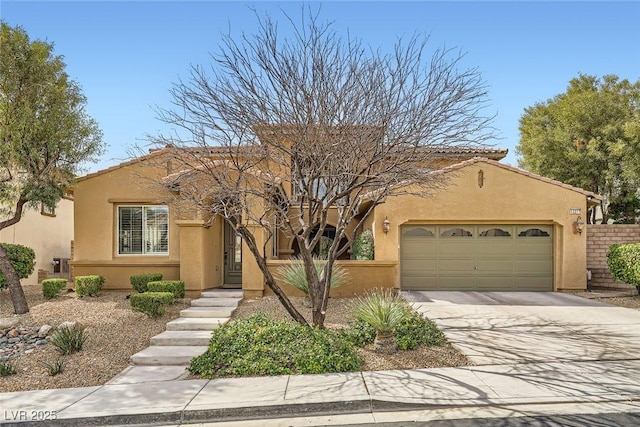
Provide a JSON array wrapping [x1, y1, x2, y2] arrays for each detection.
[[152, 9, 495, 327]]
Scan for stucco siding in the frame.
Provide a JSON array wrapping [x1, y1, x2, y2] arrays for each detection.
[[373, 162, 589, 290], [0, 197, 74, 285]]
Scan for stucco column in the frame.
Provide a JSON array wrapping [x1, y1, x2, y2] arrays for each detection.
[[242, 223, 266, 299], [176, 220, 207, 296]]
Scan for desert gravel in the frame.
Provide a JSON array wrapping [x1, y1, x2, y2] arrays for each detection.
[[0, 285, 189, 392], [3, 285, 639, 392]]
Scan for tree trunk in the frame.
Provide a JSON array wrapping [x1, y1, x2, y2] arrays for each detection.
[[0, 244, 29, 314], [237, 226, 308, 325]]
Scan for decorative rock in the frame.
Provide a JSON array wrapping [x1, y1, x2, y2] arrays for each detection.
[[7, 338, 20, 344], [0, 318, 19, 329], [35, 339, 48, 346], [38, 324, 53, 337], [7, 329, 19, 338]]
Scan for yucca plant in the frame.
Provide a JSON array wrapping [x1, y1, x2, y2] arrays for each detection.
[[275, 256, 350, 295], [354, 289, 409, 354], [50, 323, 87, 355]]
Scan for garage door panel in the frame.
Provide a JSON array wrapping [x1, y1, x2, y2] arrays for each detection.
[[477, 276, 516, 289], [477, 259, 514, 272], [439, 259, 476, 272], [516, 259, 553, 273], [476, 241, 514, 257], [402, 259, 436, 272], [403, 276, 437, 290], [516, 276, 553, 290], [439, 242, 475, 256], [516, 243, 553, 256], [438, 276, 476, 290], [402, 241, 437, 256]]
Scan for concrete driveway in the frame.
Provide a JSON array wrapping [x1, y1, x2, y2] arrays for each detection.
[[403, 291, 640, 365]]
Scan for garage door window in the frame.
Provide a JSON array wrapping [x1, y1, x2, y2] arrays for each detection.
[[518, 228, 550, 237], [480, 227, 512, 237], [440, 227, 473, 237], [402, 227, 435, 237]]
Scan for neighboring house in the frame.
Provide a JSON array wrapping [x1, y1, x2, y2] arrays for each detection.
[[0, 196, 74, 285], [70, 144, 601, 298]]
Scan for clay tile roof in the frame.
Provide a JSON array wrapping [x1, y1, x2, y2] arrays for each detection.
[[437, 157, 603, 200]]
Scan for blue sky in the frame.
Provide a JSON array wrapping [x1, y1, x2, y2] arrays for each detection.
[[2, 1, 639, 172]]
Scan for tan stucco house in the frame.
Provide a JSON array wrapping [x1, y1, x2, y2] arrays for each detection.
[[0, 196, 74, 285], [71, 145, 601, 298]]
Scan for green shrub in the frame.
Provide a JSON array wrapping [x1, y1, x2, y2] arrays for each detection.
[[74, 275, 104, 297], [607, 243, 640, 293], [42, 359, 66, 376], [189, 314, 363, 378], [42, 279, 68, 299], [394, 307, 445, 350], [130, 292, 174, 318], [352, 229, 374, 260], [0, 243, 36, 289], [339, 318, 376, 347], [50, 323, 86, 355], [130, 273, 163, 293], [0, 359, 17, 376], [275, 256, 349, 294], [147, 280, 185, 299]]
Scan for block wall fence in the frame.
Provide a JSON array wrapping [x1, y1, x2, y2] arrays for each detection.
[[587, 224, 640, 287]]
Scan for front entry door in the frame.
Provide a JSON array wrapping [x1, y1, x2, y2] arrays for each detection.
[[224, 222, 242, 286]]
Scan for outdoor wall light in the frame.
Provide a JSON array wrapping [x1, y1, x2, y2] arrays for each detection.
[[382, 216, 391, 234], [478, 169, 484, 188], [573, 216, 584, 235]]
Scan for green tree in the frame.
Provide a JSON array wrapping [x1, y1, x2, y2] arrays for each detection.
[[0, 23, 104, 314], [517, 74, 640, 223]]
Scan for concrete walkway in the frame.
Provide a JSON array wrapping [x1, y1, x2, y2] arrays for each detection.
[[108, 289, 242, 385], [1, 359, 639, 426]]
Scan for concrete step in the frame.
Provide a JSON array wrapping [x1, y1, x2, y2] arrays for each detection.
[[166, 317, 228, 331], [130, 346, 208, 366], [191, 297, 241, 307], [150, 330, 213, 346], [107, 365, 190, 385], [180, 306, 235, 318], [201, 289, 243, 299]]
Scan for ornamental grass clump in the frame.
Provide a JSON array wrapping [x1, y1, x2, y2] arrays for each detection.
[[275, 256, 350, 295], [0, 359, 17, 376], [50, 323, 87, 355], [354, 289, 408, 354]]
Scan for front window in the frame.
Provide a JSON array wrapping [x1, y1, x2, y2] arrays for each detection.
[[118, 206, 169, 255]]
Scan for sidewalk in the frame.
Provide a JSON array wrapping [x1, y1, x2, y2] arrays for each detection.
[[2, 359, 640, 426]]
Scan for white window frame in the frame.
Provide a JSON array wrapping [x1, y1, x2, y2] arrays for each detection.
[[117, 205, 169, 255]]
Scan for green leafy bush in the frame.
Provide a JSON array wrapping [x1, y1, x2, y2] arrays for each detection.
[[339, 318, 376, 347], [189, 314, 363, 378], [275, 256, 349, 294], [50, 323, 86, 355], [607, 243, 640, 293], [74, 275, 104, 297], [0, 359, 17, 376], [42, 278, 67, 299], [130, 292, 174, 318], [130, 273, 163, 293], [0, 243, 36, 289], [352, 229, 374, 260], [394, 307, 445, 350], [147, 280, 185, 299]]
